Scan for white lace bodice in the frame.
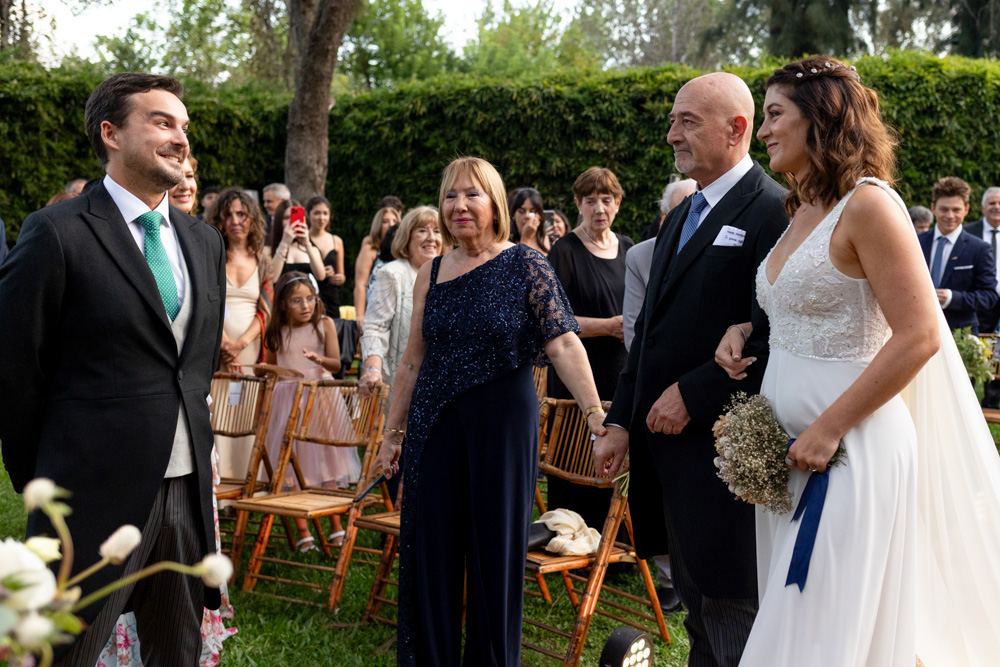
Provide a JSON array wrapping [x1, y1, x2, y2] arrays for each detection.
[[756, 178, 897, 361]]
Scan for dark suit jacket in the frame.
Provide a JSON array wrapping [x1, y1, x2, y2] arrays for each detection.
[[918, 228, 998, 333], [0, 183, 226, 623], [606, 162, 788, 598], [962, 220, 1000, 332]]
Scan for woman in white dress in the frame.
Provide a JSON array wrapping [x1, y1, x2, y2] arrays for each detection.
[[717, 56, 1000, 666]]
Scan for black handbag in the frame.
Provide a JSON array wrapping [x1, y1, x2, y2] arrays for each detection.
[[527, 522, 557, 550]]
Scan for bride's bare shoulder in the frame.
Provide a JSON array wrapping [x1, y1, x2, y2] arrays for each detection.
[[840, 182, 911, 237]]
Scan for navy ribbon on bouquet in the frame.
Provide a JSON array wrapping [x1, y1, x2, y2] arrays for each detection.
[[784, 438, 831, 592]]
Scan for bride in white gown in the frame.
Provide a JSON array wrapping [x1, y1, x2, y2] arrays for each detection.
[[718, 56, 1000, 666]]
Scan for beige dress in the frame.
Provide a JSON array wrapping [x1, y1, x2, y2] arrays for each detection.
[[215, 273, 261, 480]]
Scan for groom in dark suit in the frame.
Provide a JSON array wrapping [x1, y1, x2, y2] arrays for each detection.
[[594, 72, 788, 667], [0, 73, 226, 665], [918, 176, 997, 334]]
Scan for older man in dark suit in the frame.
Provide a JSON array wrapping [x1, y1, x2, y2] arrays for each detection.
[[0, 73, 226, 666], [918, 176, 997, 334], [594, 72, 788, 667]]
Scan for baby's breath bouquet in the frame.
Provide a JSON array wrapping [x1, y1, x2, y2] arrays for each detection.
[[713, 393, 794, 514]]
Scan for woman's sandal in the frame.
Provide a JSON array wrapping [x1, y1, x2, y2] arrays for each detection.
[[328, 530, 346, 547], [296, 536, 319, 553]]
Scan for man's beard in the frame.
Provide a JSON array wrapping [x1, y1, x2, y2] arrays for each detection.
[[123, 147, 184, 192]]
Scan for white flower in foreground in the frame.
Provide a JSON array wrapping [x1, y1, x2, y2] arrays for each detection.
[[24, 537, 61, 564], [99, 525, 142, 564], [199, 554, 233, 587], [0, 538, 58, 611], [22, 478, 57, 511], [13, 611, 55, 650]]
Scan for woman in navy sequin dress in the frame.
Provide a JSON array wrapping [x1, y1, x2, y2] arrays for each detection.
[[373, 157, 608, 666]]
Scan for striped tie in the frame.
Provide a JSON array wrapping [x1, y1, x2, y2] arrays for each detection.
[[136, 211, 180, 320]]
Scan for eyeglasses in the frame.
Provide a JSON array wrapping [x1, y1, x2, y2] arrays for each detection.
[[289, 296, 317, 307]]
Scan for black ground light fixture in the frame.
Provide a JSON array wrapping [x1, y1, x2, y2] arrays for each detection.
[[600, 626, 654, 667]]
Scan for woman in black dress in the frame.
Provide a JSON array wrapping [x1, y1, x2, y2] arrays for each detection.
[[372, 157, 606, 666], [547, 166, 634, 534]]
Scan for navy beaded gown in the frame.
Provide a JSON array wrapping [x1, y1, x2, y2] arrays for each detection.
[[396, 244, 579, 666]]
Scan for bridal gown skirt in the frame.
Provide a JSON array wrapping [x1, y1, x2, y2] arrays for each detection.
[[740, 348, 917, 667]]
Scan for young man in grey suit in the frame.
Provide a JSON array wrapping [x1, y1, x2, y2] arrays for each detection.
[[0, 73, 226, 666], [595, 72, 789, 667]]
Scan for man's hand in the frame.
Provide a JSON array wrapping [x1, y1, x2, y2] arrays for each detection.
[[593, 425, 629, 477], [646, 382, 690, 434], [935, 288, 950, 305]]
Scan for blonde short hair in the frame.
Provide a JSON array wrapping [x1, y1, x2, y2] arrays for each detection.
[[437, 157, 510, 248], [392, 206, 440, 260]]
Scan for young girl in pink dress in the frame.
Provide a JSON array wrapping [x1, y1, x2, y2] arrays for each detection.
[[264, 272, 360, 551]]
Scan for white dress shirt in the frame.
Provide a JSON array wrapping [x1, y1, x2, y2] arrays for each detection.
[[690, 153, 754, 228], [931, 225, 963, 308], [103, 174, 186, 306], [975, 218, 1000, 296]]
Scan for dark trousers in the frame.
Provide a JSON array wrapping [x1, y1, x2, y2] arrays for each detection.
[[54, 474, 205, 667], [412, 369, 538, 666], [665, 514, 757, 667]]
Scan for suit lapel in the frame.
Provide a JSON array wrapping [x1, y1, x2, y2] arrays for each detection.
[[655, 165, 763, 307], [941, 233, 965, 286], [173, 207, 207, 366], [82, 184, 173, 331], [644, 198, 687, 308]]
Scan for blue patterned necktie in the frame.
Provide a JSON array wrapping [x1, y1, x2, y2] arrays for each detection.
[[136, 211, 180, 320], [930, 235, 948, 288], [676, 191, 709, 254]]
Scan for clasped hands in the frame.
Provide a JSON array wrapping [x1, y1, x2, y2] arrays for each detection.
[[592, 382, 691, 478]]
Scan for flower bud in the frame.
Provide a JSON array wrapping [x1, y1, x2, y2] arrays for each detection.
[[24, 537, 61, 564], [99, 525, 142, 564], [22, 478, 57, 511], [14, 611, 55, 649], [199, 554, 234, 588]]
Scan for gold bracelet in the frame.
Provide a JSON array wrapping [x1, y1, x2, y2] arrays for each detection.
[[385, 427, 406, 436], [583, 406, 605, 419]]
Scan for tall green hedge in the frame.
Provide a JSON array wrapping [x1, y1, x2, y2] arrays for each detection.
[[4, 52, 1000, 302]]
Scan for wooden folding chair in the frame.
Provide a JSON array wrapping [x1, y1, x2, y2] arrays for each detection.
[[209, 368, 297, 569], [533, 364, 548, 403], [233, 379, 389, 608], [522, 398, 669, 667]]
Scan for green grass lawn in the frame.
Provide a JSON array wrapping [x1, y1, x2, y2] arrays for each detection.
[[0, 463, 691, 666]]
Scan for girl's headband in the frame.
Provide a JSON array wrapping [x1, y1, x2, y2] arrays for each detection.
[[286, 274, 320, 292]]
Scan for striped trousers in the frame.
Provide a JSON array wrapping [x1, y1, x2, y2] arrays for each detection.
[[54, 474, 205, 667]]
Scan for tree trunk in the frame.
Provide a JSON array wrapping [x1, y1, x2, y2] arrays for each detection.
[[1, 0, 12, 50], [284, 0, 358, 201]]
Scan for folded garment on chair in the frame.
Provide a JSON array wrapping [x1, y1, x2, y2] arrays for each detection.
[[536, 508, 601, 556]]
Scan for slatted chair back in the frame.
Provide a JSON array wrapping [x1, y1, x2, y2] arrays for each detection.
[[533, 365, 548, 403], [538, 398, 613, 489], [978, 333, 1000, 377], [269, 379, 387, 495], [209, 371, 274, 438]]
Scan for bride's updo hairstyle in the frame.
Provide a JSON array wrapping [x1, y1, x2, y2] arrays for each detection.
[[765, 56, 897, 217]]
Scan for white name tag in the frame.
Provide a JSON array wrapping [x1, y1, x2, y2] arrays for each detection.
[[228, 381, 243, 406], [713, 225, 746, 247]]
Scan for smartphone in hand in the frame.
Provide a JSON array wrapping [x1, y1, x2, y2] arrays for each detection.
[[289, 206, 307, 235]]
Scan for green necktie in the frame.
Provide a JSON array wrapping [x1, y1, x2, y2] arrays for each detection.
[[135, 211, 180, 320]]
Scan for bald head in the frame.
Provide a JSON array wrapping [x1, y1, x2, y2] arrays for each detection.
[[667, 72, 756, 187]]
